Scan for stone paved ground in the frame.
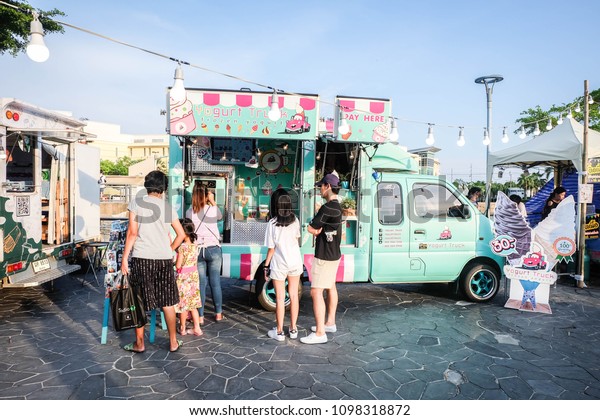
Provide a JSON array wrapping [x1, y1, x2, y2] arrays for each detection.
[[0, 271, 599, 400]]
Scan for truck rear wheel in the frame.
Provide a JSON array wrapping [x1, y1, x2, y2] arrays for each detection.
[[460, 262, 500, 302], [255, 262, 304, 312]]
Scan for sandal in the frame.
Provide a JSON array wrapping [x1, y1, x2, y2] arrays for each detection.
[[123, 342, 145, 353], [170, 339, 183, 352]]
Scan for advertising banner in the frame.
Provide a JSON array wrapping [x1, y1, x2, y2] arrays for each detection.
[[169, 89, 319, 141], [334, 96, 392, 143]]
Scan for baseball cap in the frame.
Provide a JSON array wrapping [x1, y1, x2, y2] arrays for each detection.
[[315, 173, 340, 187]]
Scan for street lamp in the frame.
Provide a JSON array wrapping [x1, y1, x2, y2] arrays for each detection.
[[475, 74, 504, 215]]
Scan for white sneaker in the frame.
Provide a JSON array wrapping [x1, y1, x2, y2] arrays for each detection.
[[289, 328, 298, 339], [311, 324, 337, 333], [300, 332, 328, 344], [267, 328, 285, 342]]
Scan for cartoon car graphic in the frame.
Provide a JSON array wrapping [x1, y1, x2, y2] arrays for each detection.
[[521, 252, 547, 270], [439, 227, 452, 240], [285, 113, 311, 134]]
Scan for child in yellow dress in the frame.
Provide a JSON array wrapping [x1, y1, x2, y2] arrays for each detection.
[[175, 218, 203, 336]]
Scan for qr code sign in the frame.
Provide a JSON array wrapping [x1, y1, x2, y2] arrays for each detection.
[[16, 196, 30, 217]]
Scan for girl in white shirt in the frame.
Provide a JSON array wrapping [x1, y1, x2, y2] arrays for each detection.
[[264, 189, 302, 341]]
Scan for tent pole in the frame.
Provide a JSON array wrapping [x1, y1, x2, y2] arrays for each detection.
[[576, 80, 589, 288]]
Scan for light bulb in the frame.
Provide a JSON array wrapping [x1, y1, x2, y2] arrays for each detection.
[[501, 127, 509, 143], [0, 145, 6, 160], [170, 65, 186, 102], [220, 152, 227, 161], [575, 103, 581, 113], [557, 114, 563, 125], [425, 125, 435, 145], [519, 125, 526, 139], [567, 109, 573, 119], [338, 118, 350, 135], [389, 118, 399, 142], [482, 128, 490, 146], [267, 90, 281, 121], [256, 147, 262, 157], [589, 96, 595, 105], [533, 122, 540, 136], [316, 152, 321, 161], [546, 119, 553, 131], [26, 13, 49, 63], [457, 127, 465, 147], [349, 149, 355, 160], [282, 143, 288, 151]]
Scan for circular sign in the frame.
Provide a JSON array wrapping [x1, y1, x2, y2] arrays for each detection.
[[260, 150, 283, 173], [553, 237, 576, 256]]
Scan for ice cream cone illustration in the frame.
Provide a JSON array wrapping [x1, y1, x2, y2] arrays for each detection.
[[201, 123, 208, 132], [4, 225, 22, 253], [215, 124, 220, 132], [237, 124, 243, 133], [250, 124, 259, 134], [226, 124, 231, 134], [262, 127, 270, 135]]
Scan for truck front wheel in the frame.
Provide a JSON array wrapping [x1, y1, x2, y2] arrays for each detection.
[[460, 262, 500, 302]]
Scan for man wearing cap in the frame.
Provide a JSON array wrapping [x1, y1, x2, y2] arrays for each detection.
[[300, 173, 342, 344]]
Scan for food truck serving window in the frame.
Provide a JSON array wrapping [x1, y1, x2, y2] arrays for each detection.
[[377, 182, 403, 225], [5, 135, 34, 192]]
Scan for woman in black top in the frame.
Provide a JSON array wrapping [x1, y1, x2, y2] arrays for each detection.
[[541, 186, 566, 220]]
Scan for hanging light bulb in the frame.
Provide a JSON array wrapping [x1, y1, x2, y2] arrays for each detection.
[[389, 118, 399, 142], [267, 89, 282, 121], [589, 96, 595, 105], [546, 118, 553, 131], [220, 151, 227, 161], [338, 117, 350, 136], [533, 122, 541, 136], [26, 12, 50, 63], [567, 108, 573, 119], [256, 147, 262, 157], [349, 148, 355, 160], [316, 152, 321, 161], [457, 127, 465, 147], [557, 113, 563, 125], [482, 128, 490, 146], [575, 103, 581, 113], [170, 64, 186, 102], [337, 105, 350, 136], [501, 127, 509, 143], [519, 125, 526, 139], [425, 124, 435, 145], [282, 143, 288, 151], [0, 145, 6, 160]]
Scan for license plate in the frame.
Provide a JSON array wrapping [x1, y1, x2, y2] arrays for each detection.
[[32, 258, 51, 273]]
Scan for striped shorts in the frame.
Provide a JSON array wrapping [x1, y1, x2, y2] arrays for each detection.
[[130, 257, 179, 310]]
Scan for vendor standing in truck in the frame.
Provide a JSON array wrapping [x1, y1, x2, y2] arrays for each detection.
[[301, 173, 342, 345]]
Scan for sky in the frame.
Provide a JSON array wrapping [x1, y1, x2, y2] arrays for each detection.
[[1, 0, 599, 182]]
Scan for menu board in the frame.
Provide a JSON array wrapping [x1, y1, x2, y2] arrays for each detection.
[[210, 137, 254, 164]]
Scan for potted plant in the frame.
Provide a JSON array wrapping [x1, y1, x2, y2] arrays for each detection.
[[339, 173, 350, 189], [341, 197, 356, 216]]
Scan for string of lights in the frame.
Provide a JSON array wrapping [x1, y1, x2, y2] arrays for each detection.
[[1, 0, 597, 149]]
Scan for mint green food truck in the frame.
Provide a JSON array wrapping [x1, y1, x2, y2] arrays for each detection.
[[167, 89, 504, 310]]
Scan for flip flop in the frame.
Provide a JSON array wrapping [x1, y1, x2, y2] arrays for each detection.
[[123, 343, 145, 353], [170, 339, 183, 352]]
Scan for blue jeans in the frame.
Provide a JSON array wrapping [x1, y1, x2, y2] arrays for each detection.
[[197, 246, 223, 316]]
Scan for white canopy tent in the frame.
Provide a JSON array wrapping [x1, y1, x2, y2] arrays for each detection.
[[486, 117, 600, 286], [486, 117, 600, 179]]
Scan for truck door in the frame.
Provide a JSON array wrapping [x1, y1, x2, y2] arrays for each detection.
[[408, 180, 476, 280], [185, 177, 227, 236], [370, 178, 423, 282], [73, 143, 100, 242]]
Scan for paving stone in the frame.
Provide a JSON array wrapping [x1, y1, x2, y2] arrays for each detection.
[[464, 341, 510, 358], [311, 371, 346, 385], [421, 380, 458, 399], [69, 375, 105, 399], [281, 372, 314, 389], [344, 367, 376, 389], [337, 381, 376, 400], [370, 370, 400, 391], [251, 377, 284, 392], [364, 359, 394, 372], [397, 379, 426, 400], [526, 379, 564, 397], [196, 374, 227, 393], [498, 377, 534, 399], [310, 382, 345, 399], [278, 386, 313, 400], [225, 377, 252, 395]]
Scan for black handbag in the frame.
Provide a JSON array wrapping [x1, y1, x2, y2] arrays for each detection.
[[110, 272, 147, 331]]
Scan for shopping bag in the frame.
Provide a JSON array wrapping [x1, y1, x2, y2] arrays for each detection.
[[109, 272, 147, 331]]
